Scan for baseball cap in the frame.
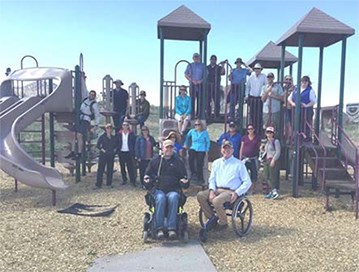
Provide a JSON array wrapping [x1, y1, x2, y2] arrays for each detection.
[[222, 140, 233, 148], [163, 139, 174, 148], [228, 121, 236, 127], [193, 53, 200, 58], [266, 126, 275, 133]]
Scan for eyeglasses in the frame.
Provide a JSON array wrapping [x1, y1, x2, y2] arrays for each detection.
[[195, 123, 201, 126], [247, 128, 254, 131], [267, 76, 274, 78], [165, 145, 174, 149], [266, 131, 274, 134]]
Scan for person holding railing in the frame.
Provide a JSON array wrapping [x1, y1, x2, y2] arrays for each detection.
[[185, 53, 205, 118], [246, 63, 266, 134], [283, 75, 295, 143], [174, 85, 191, 134], [112, 79, 129, 132], [133, 90, 150, 128], [228, 58, 252, 121], [287, 75, 317, 141], [261, 72, 284, 131], [206, 55, 225, 119]]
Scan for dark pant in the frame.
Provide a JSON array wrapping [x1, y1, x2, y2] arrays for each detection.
[[118, 151, 136, 184], [244, 157, 258, 183], [112, 111, 126, 131], [136, 115, 148, 128], [248, 96, 263, 134], [188, 149, 206, 181], [139, 159, 150, 186], [206, 82, 221, 118], [96, 153, 115, 186], [190, 83, 203, 118]]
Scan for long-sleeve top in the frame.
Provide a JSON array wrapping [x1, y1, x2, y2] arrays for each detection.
[[185, 62, 205, 81], [184, 129, 210, 152], [263, 139, 281, 161], [217, 132, 242, 159], [145, 155, 189, 193], [80, 97, 101, 126], [246, 73, 267, 97], [135, 98, 150, 119], [209, 155, 251, 197], [261, 83, 284, 113], [96, 132, 118, 156], [175, 95, 191, 116], [230, 68, 251, 85], [135, 135, 156, 160]]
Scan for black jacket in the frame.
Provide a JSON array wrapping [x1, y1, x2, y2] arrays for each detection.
[[97, 132, 118, 156], [144, 154, 189, 193]]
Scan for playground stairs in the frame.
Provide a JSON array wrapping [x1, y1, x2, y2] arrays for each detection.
[[304, 143, 356, 210]]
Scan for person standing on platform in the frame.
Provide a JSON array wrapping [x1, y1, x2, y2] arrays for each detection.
[[112, 79, 129, 131], [95, 123, 117, 189], [174, 85, 191, 134], [206, 55, 225, 119], [185, 53, 205, 117], [246, 63, 266, 134]]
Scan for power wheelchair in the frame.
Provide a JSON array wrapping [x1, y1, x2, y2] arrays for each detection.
[[198, 195, 253, 242], [143, 188, 189, 243]]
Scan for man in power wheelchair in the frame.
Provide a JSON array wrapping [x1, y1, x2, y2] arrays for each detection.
[[143, 139, 189, 242], [197, 140, 253, 242]]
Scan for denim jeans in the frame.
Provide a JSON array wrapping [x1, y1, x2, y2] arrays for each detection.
[[153, 190, 179, 231]]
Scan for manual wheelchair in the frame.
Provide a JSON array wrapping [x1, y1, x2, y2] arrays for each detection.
[[198, 195, 253, 242], [143, 191, 189, 243]]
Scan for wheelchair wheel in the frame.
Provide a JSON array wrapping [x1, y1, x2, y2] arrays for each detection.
[[199, 208, 206, 228], [143, 231, 149, 243], [231, 197, 253, 237], [143, 212, 151, 231]]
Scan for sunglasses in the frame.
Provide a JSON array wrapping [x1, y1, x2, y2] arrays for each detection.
[[195, 124, 201, 126], [247, 128, 254, 131]]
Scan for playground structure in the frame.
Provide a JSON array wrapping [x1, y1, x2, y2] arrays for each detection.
[[157, 6, 358, 219]]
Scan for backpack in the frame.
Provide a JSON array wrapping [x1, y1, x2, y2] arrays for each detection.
[[82, 98, 96, 120]]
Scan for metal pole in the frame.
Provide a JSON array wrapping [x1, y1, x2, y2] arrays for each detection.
[[280, 45, 286, 82], [292, 33, 304, 197], [41, 115, 46, 165], [159, 30, 164, 119], [49, 79, 55, 167], [74, 65, 81, 183], [315, 47, 324, 138], [289, 64, 293, 76], [338, 37, 347, 147]]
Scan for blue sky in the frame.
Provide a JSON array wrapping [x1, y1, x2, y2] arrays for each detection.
[[0, 0, 358, 107]]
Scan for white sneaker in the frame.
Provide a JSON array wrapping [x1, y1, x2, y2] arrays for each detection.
[[271, 190, 279, 199]]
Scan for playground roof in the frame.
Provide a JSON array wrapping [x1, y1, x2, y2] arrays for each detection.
[[157, 5, 211, 41], [247, 41, 298, 69], [276, 7, 355, 47]]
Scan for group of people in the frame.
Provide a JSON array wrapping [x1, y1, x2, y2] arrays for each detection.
[[183, 53, 317, 139]]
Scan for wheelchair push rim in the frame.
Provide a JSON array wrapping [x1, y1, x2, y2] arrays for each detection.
[[231, 197, 253, 237]]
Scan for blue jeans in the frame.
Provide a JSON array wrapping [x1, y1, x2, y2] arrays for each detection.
[[153, 190, 179, 231]]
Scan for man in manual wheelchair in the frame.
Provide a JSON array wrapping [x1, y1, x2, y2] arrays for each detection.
[[197, 140, 253, 242], [143, 139, 189, 242]]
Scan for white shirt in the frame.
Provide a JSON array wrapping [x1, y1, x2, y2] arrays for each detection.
[[246, 73, 267, 97], [121, 132, 129, 152]]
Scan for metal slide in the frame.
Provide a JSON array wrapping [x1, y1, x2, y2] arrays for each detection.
[[0, 96, 19, 113], [0, 67, 73, 190]]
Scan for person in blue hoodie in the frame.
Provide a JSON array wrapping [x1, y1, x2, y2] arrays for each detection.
[[217, 121, 242, 159], [184, 119, 210, 184]]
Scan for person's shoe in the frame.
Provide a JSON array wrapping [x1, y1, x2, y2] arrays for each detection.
[[215, 223, 228, 232], [121, 180, 128, 185], [64, 151, 75, 159], [168, 230, 177, 240], [130, 181, 137, 187], [93, 185, 101, 190], [156, 230, 165, 240], [271, 190, 279, 199], [106, 185, 114, 189], [265, 191, 273, 199], [71, 153, 82, 160]]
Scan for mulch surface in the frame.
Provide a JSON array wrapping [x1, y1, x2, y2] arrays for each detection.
[[0, 164, 358, 272]]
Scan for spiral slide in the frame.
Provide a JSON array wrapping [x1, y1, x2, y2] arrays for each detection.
[[0, 67, 73, 191]]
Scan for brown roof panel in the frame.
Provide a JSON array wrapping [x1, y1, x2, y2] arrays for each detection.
[[157, 5, 211, 41], [276, 7, 355, 47], [247, 41, 298, 69]]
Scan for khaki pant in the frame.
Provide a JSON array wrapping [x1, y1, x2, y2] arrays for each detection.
[[197, 189, 232, 225]]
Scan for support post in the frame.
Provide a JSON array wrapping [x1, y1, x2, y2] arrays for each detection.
[[74, 65, 81, 183], [338, 37, 347, 148], [315, 47, 324, 139], [292, 34, 304, 197], [280, 45, 285, 82], [159, 30, 164, 119], [52, 190, 56, 206], [49, 79, 55, 167]]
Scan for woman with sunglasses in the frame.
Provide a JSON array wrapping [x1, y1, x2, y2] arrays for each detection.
[[165, 131, 184, 158], [239, 124, 261, 193], [287, 75, 317, 141], [184, 120, 210, 184], [135, 126, 157, 187]]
